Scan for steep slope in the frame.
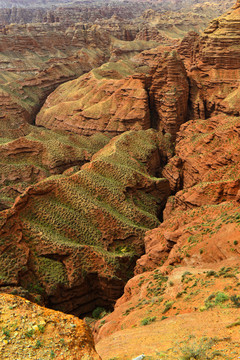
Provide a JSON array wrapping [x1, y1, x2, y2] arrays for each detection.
[[0, 23, 110, 138], [0, 0, 234, 26], [178, 0, 240, 119], [149, 50, 189, 137], [0, 128, 110, 210], [96, 269, 240, 359], [0, 0, 235, 140], [1, 1, 240, 359], [0, 23, 163, 139], [94, 114, 240, 359], [93, 4, 240, 350], [136, 0, 235, 40], [0, 129, 171, 316], [138, 114, 240, 272], [36, 50, 189, 138], [36, 61, 151, 136]]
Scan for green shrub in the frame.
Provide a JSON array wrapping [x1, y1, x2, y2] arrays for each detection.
[[162, 301, 174, 314], [177, 337, 221, 360], [25, 329, 34, 338], [140, 316, 156, 326], [99, 319, 106, 328], [203, 292, 229, 311], [35, 340, 42, 349], [38, 324, 45, 333], [176, 291, 184, 298], [92, 307, 107, 319], [215, 292, 229, 304], [226, 319, 240, 328], [230, 295, 240, 308], [206, 271, 216, 278], [2, 327, 10, 338]]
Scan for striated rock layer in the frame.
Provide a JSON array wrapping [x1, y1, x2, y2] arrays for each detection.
[[149, 50, 189, 137], [0, 23, 111, 138], [162, 114, 240, 192], [36, 49, 189, 139], [0, 22, 165, 139], [94, 114, 240, 359], [0, 0, 234, 27], [0, 128, 110, 210], [1, 0, 236, 139], [94, 5, 240, 353], [0, 129, 171, 316], [178, 2, 240, 119], [0, 2, 240, 358], [36, 61, 151, 136], [137, 114, 240, 273]]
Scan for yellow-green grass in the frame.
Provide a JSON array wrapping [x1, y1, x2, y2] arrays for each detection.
[[0, 129, 170, 309], [0, 127, 110, 207]]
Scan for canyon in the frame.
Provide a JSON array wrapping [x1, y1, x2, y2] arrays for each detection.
[[0, 0, 235, 140], [0, 0, 240, 359]]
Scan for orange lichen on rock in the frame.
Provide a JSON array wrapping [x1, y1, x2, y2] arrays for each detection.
[[0, 293, 101, 359]]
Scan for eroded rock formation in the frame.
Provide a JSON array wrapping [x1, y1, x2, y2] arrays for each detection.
[[0, 22, 169, 139], [0, 129, 171, 316], [179, 2, 240, 119], [0, 0, 234, 27], [135, 114, 240, 272], [36, 61, 151, 136], [0, 23, 111, 138], [92, 3, 240, 342], [1, 1, 240, 358], [94, 113, 240, 358], [36, 49, 189, 139], [149, 50, 189, 136], [0, 128, 110, 209]]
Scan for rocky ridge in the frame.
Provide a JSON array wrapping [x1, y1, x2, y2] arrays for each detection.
[[94, 113, 240, 359], [36, 61, 152, 136], [0, 22, 165, 139], [149, 50, 189, 136], [0, 0, 236, 140], [93, 3, 240, 358], [0, 22, 112, 138], [0, 128, 110, 210], [0, 129, 171, 316], [178, 1, 240, 119], [36, 49, 189, 138], [0, 0, 234, 25]]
